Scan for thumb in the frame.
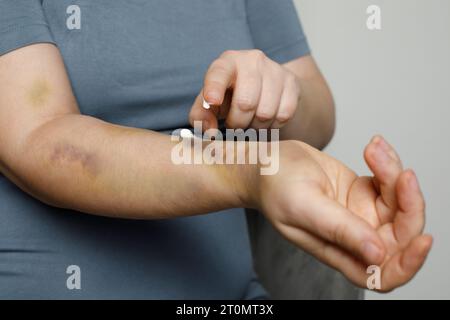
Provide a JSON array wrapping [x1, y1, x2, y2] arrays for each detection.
[[189, 92, 218, 132], [298, 190, 386, 266]]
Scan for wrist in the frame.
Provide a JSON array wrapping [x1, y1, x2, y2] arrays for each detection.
[[210, 140, 261, 209]]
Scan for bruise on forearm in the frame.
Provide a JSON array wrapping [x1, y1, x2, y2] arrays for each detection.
[[6, 137, 103, 211], [49, 142, 101, 179], [20, 115, 152, 211], [27, 79, 51, 108]]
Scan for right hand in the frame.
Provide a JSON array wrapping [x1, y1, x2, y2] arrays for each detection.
[[256, 137, 432, 292]]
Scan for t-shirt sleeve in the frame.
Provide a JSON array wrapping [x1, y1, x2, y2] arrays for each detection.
[[246, 0, 310, 64], [0, 0, 56, 56]]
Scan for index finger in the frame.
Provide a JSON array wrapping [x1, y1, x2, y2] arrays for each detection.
[[203, 57, 236, 106]]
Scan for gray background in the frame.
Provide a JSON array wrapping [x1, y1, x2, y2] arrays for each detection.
[[292, 0, 450, 299]]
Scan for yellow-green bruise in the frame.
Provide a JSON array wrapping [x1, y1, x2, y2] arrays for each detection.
[[27, 79, 51, 107]]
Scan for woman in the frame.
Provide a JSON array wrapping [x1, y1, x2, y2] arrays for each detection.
[[0, 0, 431, 299]]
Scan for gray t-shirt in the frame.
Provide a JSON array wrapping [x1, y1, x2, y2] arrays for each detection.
[[0, 0, 310, 299]]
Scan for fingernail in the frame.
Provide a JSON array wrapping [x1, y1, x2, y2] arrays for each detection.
[[362, 241, 383, 263], [374, 142, 391, 163], [373, 137, 397, 163], [205, 91, 221, 105], [371, 135, 382, 144], [378, 136, 399, 160]]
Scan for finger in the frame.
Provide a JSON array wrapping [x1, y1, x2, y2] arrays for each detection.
[[271, 74, 300, 129], [217, 90, 232, 120], [203, 56, 236, 106], [225, 68, 262, 129], [379, 234, 432, 292], [189, 92, 218, 132], [294, 190, 386, 265], [347, 176, 380, 228], [364, 135, 403, 224], [249, 66, 284, 129], [393, 169, 426, 246]]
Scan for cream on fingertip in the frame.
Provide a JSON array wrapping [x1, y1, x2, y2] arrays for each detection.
[[202, 99, 211, 110]]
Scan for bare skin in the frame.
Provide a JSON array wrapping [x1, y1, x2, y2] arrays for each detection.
[[259, 137, 432, 291], [0, 44, 431, 292], [189, 49, 335, 149]]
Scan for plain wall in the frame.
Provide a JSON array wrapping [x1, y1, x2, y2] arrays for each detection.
[[293, 0, 450, 299]]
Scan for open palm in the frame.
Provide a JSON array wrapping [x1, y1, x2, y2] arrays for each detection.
[[262, 136, 432, 292]]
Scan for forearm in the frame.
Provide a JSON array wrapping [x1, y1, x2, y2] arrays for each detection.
[[4, 114, 257, 219], [280, 77, 335, 149]]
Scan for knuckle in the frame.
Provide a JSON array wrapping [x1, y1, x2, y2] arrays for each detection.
[[332, 223, 348, 246], [235, 97, 256, 112], [206, 80, 225, 89], [249, 50, 266, 67], [250, 49, 265, 59], [266, 58, 281, 72], [209, 59, 230, 74], [255, 110, 274, 122], [276, 111, 294, 123]]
